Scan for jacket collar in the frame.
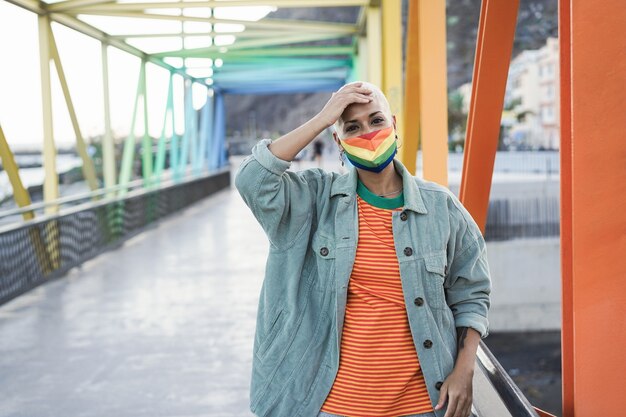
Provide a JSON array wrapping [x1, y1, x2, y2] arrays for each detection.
[[330, 158, 428, 214]]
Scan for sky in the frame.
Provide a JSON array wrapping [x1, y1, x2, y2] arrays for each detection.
[[0, 2, 253, 151]]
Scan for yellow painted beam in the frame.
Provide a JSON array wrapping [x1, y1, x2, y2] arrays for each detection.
[[48, 25, 99, 193], [417, 0, 448, 186], [381, 0, 404, 162], [0, 125, 53, 275], [65, 11, 359, 33], [366, 6, 382, 86], [403, 0, 420, 176], [47, 0, 114, 12], [37, 14, 60, 271], [52, 0, 369, 12], [37, 15, 59, 215], [0, 125, 34, 221]]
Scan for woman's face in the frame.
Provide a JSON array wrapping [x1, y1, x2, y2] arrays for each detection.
[[334, 94, 396, 142]]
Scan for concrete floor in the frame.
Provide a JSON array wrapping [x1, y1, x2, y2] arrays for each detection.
[[0, 186, 265, 417]]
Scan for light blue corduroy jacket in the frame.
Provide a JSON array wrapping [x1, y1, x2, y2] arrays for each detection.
[[235, 139, 492, 417]]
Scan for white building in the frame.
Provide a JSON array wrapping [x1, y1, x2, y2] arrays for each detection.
[[505, 37, 560, 150], [536, 37, 560, 149]]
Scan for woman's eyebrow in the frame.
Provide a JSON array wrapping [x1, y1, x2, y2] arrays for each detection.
[[344, 111, 383, 124]]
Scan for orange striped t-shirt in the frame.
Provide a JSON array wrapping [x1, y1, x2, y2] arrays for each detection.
[[320, 184, 434, 417]]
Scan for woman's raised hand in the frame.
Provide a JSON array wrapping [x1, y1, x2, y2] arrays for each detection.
[[266, 83, 372, 162], [315, 82, 373, 128]]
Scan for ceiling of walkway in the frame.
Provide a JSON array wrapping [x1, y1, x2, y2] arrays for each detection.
[[23, 0, 370, 94]]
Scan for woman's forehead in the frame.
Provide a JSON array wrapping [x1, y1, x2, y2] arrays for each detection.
[[340, 98, 388, 122]]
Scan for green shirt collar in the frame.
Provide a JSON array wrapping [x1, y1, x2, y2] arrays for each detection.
[[329, 159, 428, 214], [356, 179, 404, 209]]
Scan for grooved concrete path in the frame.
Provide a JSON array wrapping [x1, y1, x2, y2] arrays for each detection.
[[0, 180, 266, 417]]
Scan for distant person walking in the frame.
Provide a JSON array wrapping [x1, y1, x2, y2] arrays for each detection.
[[313, 138, 325, 166], [235, 81, 491, 417]]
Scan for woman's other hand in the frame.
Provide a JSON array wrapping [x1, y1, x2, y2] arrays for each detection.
[[315, 82, 373, 129], [434, 366, 474, 417]]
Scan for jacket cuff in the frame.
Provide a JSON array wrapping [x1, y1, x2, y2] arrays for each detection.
[[251, 138, 292, 176], [454, 312, 490, 339]]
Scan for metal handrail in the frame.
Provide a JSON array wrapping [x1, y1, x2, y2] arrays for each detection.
[[0, 166, 230, 235], [475, 340, 541, 417], [0, 167, 229, 220]]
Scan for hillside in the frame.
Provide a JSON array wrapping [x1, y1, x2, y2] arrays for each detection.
[[224, 0, 558, 138]]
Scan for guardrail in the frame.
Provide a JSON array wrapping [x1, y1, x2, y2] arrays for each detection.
[[0, 168, 230, 306], [472, 340, 547, 417]]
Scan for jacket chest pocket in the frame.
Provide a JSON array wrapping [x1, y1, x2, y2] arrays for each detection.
[[422, 251, 448, 310], [312, 233, 336, 292]]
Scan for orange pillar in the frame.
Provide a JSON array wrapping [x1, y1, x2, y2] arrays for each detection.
[[419, 0, 448, 187], [559, 1, 626, 416], [458, 0, 519, 232]]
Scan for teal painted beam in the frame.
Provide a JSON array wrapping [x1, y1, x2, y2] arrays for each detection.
[[153, 73, 175, 185]]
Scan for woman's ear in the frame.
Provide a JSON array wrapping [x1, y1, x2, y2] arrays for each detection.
[[332, 131, 344, 152], [392, 114, 397, 129]]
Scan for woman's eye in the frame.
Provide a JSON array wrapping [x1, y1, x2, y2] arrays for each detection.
[[345, 125, 357, 132], [372, 118, 384, 124]]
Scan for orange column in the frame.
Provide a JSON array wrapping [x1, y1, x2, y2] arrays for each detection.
[[418, 0, 449, 187], [458, 0, 519, 231], [560, 1, 626, 416]]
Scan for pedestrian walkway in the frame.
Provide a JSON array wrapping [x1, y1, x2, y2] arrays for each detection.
[[0, 181, 267, 417]]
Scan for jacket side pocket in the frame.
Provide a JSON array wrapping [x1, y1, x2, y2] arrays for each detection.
[[257, 307, 285, 359]]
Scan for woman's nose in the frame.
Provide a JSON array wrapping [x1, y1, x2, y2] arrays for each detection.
[[360, 126, 375, 135]]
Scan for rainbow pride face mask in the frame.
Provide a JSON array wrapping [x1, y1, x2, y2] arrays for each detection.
[[339, 126, 397, 173]]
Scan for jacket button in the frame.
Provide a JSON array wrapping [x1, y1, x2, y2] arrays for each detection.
[[414, 297, 424, 306], [423, 339, 433, 349], [404, 247, 413, 256], [320, 247, 329, 257], [435, 381, 443, 390], [400, 212, 408, 221]]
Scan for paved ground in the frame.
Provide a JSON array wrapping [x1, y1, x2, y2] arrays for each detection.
[[0, 162, 563, 417], [0, 184, 265, 417]]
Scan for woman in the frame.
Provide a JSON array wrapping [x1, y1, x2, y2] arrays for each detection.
[[235, 81, 491, 417]]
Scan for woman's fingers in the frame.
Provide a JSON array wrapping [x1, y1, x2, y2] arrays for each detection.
[[435, 383, 448, 411], [443, 393, 459, 417], [315, 85, 374, 127], [337, 84, 372, 96], [341, 93, 372, 105]]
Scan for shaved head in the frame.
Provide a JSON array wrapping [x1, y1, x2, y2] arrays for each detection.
[[332, 81, 394, 138]]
